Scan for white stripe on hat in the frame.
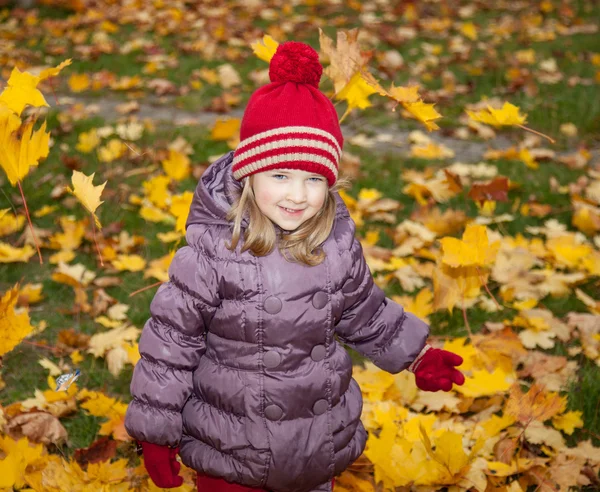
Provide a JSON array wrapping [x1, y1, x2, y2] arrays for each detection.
[[232, 152, 338, 180], [236, 126, 342, 160], [234, 138, 339, 166]]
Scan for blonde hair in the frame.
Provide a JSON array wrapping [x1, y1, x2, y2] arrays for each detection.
[[226, 173, 352, 266]]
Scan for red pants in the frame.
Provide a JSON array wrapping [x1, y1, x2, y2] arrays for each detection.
[[197, 474, 335, 491]]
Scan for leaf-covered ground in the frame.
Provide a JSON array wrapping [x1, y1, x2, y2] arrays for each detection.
[[0, 0, 599, 490]]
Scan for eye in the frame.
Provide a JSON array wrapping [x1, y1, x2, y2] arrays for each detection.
[[309, 177, 323, 182], [272, 174, 286, 180]]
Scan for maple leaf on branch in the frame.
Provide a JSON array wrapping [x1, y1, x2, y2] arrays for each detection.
[[466, 101, 554, 143], [319, 28, 373, 95], [66, 171, 107, 265], [0, 59, 72, 116], [361, 70, 442, 131], [251, 34, 279, 62]]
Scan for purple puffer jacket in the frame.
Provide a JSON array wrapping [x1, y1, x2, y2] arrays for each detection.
[[125, 152, 429, 492]]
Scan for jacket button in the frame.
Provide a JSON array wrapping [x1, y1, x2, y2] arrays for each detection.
[[312, 399, 328, 415], [263, 351, 281, 369], [310, 345, 326, 362], [265, 404, 283, 421], [312, 291, 328, 309], [264, 296, 282, 314]]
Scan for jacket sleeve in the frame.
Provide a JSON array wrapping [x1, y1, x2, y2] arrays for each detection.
[[125, 225, 220, 446], [334, 237, 430, 374]]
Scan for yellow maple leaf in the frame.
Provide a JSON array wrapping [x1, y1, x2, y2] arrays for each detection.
[[479, 413, 517, 439], [18, 283, 44, 305], [97, 138, 126, 163], [552, 410, 584, 435], [162, 149, 190, 181], [388, 84, 421, 104], [433, 263, 483, 312], [51, 262, 96, 287], [124, 341, 141, 366], [402, 100, 442, 131], [393, 288, 433, 324], [0, 436, 46, 489], [440, 224, 499, 268], [0, 107, 50, 185], [251, 34, 279, 62], [145, 251, 175, 282], [336, 71, 379, 123], [140, 205, 174, 223], [75, 129, 101, 153], [78, 389, 130, 441], [170, 191, 194, 233], [86, 458, 129, 484], [0, 284, 34, 357], [68, 73, 90, 93], [466, 102, 527, 128], [420, 428, 472, 478], [0, 69, 48, 116], [486, 458, 537, 476], [460, 22, 478, 40], [143, 174, 171, 209], [0, 60, 71, 116], [0, 210, 25, 236], [33, 204, 57, 218], [66, 171, 106, 229], [0, 241, 36, 262], [211, 118, 241, 141], [362, 70, 421, 104], [410, 142, 454, 159], [455, 367, 514, 398], [70, 350, 84, 365], [38, 59, 72, 82], [442, 338, 479, 372], [546, 234, 591, 269], [112, 254, 146, 272]]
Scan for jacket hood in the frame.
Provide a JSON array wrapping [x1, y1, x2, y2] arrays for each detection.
[[185, 150, 349, 231], [186, 151, 246, 229]]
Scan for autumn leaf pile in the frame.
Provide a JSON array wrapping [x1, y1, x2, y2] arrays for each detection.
[[1, 0, 600, 491]]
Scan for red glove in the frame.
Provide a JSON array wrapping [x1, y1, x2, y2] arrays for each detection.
[[139, 441, 183, 488], [408, 345, 465, 392]]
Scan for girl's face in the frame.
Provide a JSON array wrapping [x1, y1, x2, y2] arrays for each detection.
[[252, 169, 329, 231]]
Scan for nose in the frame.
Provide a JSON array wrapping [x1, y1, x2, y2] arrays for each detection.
[[286, 180, 307, 203]]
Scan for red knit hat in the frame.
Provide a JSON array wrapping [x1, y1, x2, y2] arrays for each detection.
[[232, 42, 343, 187]]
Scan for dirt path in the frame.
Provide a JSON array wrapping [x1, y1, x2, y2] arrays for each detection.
[[57, 94, 598, 166]]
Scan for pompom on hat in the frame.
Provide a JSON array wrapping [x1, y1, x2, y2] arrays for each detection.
[[232, 41, 343, 187]]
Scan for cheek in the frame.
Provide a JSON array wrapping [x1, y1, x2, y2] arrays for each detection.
[[312, 189, 327, 209], [256, 190, 273, 207]]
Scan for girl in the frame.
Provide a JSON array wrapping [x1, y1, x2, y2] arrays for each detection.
[[125, 42, 465, 492]]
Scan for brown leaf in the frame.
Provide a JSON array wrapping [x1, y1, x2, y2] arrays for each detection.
[[93, 276, 123, 288], [443, 169, 463, 193], [549, 453, 587, 491], [74, 437, 118, 468], [5, 411, 68, 445], [494, 437, 519, 464], [505, 383, 566, 425], [58, 328, 90, 350], [410, 206, 468, 237], [468, 177, 509, 204], [61, 155, 83, 171], [526, 465, 560, 492], [90, 288, 117, 317], [319, 28, 372, 94]]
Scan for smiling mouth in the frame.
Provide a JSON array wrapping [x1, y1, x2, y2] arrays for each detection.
[[280, 206, 304, 212]]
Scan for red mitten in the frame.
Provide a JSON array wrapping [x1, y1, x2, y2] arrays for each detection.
[[139, 441, 183, 488], [408, 345, 465, 392]]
